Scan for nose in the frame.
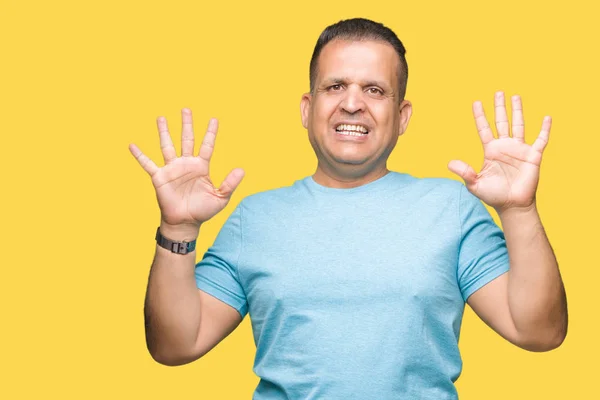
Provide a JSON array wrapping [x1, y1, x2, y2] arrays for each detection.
[[340, 85, 366, 114]]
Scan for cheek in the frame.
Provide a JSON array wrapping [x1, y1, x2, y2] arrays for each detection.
[[371, 103, 397, 131], [370, 102, 389, 121], [313, 98, 337, 123]]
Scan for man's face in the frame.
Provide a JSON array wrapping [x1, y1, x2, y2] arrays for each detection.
[[301, 39, 412, 178]]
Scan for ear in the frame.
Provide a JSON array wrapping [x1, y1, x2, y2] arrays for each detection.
[[397, 99, 413, 136], [300, 92, 312, 129]]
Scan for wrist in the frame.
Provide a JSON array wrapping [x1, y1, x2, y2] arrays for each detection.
[[496, 202, 539, 222], [159, 220, 200, 241]]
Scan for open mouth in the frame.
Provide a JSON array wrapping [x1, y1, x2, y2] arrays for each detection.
[[335, 123, 369, 137]]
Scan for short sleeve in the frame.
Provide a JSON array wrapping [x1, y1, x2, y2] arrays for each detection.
[[195, 204, 248, 318], [457, 184, 510, 301]]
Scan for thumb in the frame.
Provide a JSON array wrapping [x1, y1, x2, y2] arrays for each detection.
[[215, 168, 245, 198], [447, 160, 477, 186]]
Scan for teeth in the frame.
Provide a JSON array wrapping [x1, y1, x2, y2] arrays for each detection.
[[336, 124, 368, 133], [338, 130, 367, 136]]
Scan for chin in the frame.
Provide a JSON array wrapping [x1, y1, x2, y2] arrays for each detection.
[[331, 155, 371, 167], [330, 149, 372, 165], [335, 159, 368, 166]]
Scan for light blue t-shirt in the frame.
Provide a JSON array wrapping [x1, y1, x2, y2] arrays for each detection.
[[195, 171, 509, 399]]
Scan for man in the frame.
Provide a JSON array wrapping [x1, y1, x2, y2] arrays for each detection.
[[130, 18, 567, 399]]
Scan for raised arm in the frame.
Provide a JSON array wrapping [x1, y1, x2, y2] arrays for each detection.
[[130, 109, 245, 365], [448, 92, 568, 351]]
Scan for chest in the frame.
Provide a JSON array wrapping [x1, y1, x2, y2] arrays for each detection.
[[240, 210, 463, 317]]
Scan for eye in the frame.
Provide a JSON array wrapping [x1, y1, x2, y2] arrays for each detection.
[[367, 87, 383, 95], [329, 84, 343, 91]]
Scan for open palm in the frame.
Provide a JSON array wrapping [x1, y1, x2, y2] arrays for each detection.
[[129, 109, 244, 228], [448, 92, 551, 212]]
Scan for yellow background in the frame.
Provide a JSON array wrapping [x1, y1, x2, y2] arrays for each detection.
[[1, 0, 597, 398]]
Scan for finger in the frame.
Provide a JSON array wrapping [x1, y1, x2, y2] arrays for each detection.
[[532, 116, 552, 153], [198, 118, 218, 162], [157, 116, 177, 164], [494, 91, 510, 138], [181, 108, 195, 157], [473, 101, 495, 145], [215, 168, 245, 198], [129, 143, 159, 176], [511, 95, 525, 142], [447, 160, 477, 186]]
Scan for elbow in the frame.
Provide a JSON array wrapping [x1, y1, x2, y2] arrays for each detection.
[[517, 325, 568, 352], [546, 324, 568, 351], [526, 334, 566, 352], [148, 347, 202, 366], [145, 331, 202, 366], [146, 336, 202, 366], [513, 304, 569, 352], [148, 349, 181, 366]]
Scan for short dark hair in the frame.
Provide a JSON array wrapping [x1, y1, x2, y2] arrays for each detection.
[[309, 18, 408, 100]]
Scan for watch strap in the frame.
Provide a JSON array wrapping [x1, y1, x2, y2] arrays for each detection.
[[155, 227, 197, 255]]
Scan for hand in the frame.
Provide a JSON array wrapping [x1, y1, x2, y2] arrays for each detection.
[[129, 109, 244, 231], [447, 91, 551, 212]]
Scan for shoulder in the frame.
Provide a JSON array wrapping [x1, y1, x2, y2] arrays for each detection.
[[389, 171, 464, 198], [236, 177, 310, 214]]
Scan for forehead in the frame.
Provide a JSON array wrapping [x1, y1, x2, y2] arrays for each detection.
[[315, 39, 399, 87]]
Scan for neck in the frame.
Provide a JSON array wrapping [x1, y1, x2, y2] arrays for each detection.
[[312, 164, 390, 188]]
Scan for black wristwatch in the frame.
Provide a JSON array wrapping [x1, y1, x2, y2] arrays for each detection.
[[155, 227, 197, 255]]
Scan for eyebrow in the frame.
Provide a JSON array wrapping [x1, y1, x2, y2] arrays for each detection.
[[321, 77, 391, 90], [318, 77, 345, 87]]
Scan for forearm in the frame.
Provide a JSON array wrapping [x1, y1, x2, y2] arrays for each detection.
[[144, 222, 202, 364], [499, 204, 567, 349]]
